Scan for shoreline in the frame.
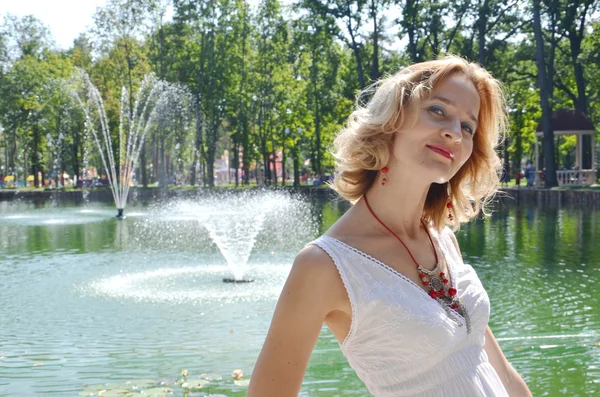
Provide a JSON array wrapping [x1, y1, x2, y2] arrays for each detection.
[[1, 186, 599, 206]]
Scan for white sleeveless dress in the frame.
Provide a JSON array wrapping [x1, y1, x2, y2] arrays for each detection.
[[310, 226, 509, 397]]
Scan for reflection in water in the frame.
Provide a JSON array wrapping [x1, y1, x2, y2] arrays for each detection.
[[0, 200, 598, 396]]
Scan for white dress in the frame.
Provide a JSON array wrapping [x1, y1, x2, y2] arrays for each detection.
[[310, 226, 509, 397]]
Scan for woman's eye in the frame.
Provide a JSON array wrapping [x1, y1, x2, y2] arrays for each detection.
[[429, 106, 445, 116], [462, 124, 474, 134]]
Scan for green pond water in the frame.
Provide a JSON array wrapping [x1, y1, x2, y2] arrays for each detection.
[[0, 195, 599, 397]]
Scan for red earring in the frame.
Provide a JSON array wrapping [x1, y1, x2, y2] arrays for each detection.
[[447, 201, 454, 221], [381, 167, 388, 186]]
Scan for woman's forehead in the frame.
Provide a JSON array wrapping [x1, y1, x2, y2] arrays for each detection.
[[430, 75, 481, 116]]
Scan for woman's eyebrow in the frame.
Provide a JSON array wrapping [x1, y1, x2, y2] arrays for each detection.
[[430, 95, 478, 124]]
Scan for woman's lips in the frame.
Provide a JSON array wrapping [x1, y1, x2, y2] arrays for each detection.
[[426, 145, 454, 160]]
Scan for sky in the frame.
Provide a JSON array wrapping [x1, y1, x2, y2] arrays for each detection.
[[0, 0, 109, 49], [1, 0, 402, 53]]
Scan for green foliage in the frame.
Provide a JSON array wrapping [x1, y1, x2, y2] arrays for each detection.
[[0, 0, 598, 187]]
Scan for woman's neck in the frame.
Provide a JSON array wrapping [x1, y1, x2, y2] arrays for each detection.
[[361, 172, 431, 240]]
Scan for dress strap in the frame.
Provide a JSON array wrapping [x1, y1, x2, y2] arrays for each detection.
[[308, 236, 359, 346]]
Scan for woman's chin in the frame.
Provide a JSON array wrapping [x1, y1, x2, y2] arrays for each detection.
[[420, 167, 454, 184]]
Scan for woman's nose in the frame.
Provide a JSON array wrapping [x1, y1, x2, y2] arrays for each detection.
[[442, 118, 462, 141]]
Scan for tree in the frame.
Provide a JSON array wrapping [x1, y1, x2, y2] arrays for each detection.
[[533, 0, 558, 187], [301, 0, 369, 88]]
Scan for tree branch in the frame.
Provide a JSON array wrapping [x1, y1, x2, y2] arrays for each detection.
[[485, 0, 519, 34], [498, 20, 528, 42], [445, 4, 468, 52], [554, 72, 577, 105], [577, 1, 591, 39]]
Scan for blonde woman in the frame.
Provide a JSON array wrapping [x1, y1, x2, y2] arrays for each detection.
[[248, 56, 532, 397]]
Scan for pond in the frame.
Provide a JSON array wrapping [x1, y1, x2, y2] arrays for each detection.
[[0, 193, 599, 397]]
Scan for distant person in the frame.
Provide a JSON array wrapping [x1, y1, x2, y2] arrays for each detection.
[[249, 56, 531, 397], [515, 170, 522, 187], [525, 161, 535, 187], [500, 168, 509, 186]]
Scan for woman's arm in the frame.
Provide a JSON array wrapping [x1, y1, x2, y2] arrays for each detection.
[[483, 326, 532, 397], [247, 245, 341, 397]]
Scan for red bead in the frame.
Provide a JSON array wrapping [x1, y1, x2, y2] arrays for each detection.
[[448, 288, 457, 296], [419, 274, 426, 279], [429, 290, 437, 298], [439, 272, 445, 277], [423, 281, 429, 286], [446, 202, 453, 209], [381, 167, 388, 173], [451, 304, 458, 309], [381, 182, 385, 186], [443, 279, 448, 284]]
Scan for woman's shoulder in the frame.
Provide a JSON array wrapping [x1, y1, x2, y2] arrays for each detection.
[[288, 241, 350, 312], [292, 239, 341, 281]]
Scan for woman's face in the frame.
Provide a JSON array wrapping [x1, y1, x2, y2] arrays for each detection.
[[392, 74, 481, 184]]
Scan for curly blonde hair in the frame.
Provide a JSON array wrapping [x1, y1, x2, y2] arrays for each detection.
[[330, 55, 508, 230]]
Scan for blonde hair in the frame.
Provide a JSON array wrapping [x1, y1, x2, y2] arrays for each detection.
[[330, 55, 507, 230]]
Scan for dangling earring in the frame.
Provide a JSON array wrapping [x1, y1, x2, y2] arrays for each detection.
[[447, 201, 454, 221], [381, 167, 388, 186]]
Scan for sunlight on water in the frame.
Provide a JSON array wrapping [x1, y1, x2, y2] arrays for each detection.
[[0, 198, 599, 396], [86, 263, 291, 303]]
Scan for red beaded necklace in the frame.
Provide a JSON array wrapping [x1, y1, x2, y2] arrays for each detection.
[[363, 194, 470, 332]]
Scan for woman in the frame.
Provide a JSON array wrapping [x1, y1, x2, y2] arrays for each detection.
[[248, 56, 532, 397]]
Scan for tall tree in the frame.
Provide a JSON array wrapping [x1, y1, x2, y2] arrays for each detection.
[[533, 0, 558, 187], [302, 0, 368, 88]]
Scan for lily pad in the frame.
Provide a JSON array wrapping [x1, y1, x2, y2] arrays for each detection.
[[199, 372, 223, 381], [139, 387, 173, 396], [102, 383, 133, 390], [126, 379, 157, 389], [233, 379, 250, 387], [79, 385, 107, 396], [98, 389, 134, 397], [80, 384, 133, 396], [181, 378, 208, 390]]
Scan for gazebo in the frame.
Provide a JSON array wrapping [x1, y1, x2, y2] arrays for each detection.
[[535, 109, 597, 186]]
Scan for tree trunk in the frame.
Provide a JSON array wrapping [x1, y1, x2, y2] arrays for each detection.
[[370, 0, 380, 81], [10, 134, 16, 172], [140, 145, 147, 187], [33, 123, 41, 187], [293, 146, 300, 188], [315, 100, 321, 176], [272, 146, 277, 185], [160, 137, 166, 185], [344, 3, 366, 89], [242, 116, 250, 185], [73, 122, 81, 183], [261, 136, 269, 186], [533, 0, 558, 187], [477, 0, 490, 65], [206, 122, 215, 188], [191, 96, 204, 186], [281, 146, 286, 186], [404, 0, 419, 62]]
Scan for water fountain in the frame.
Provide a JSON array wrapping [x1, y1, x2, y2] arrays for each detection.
[[72, 70, 186, 219], [133, 190, 312, 284]]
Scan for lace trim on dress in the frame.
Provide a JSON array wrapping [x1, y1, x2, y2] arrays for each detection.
[[310, 238, 358, 347], [322, 235, 438, 302], [322, 233, 468, 327]]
